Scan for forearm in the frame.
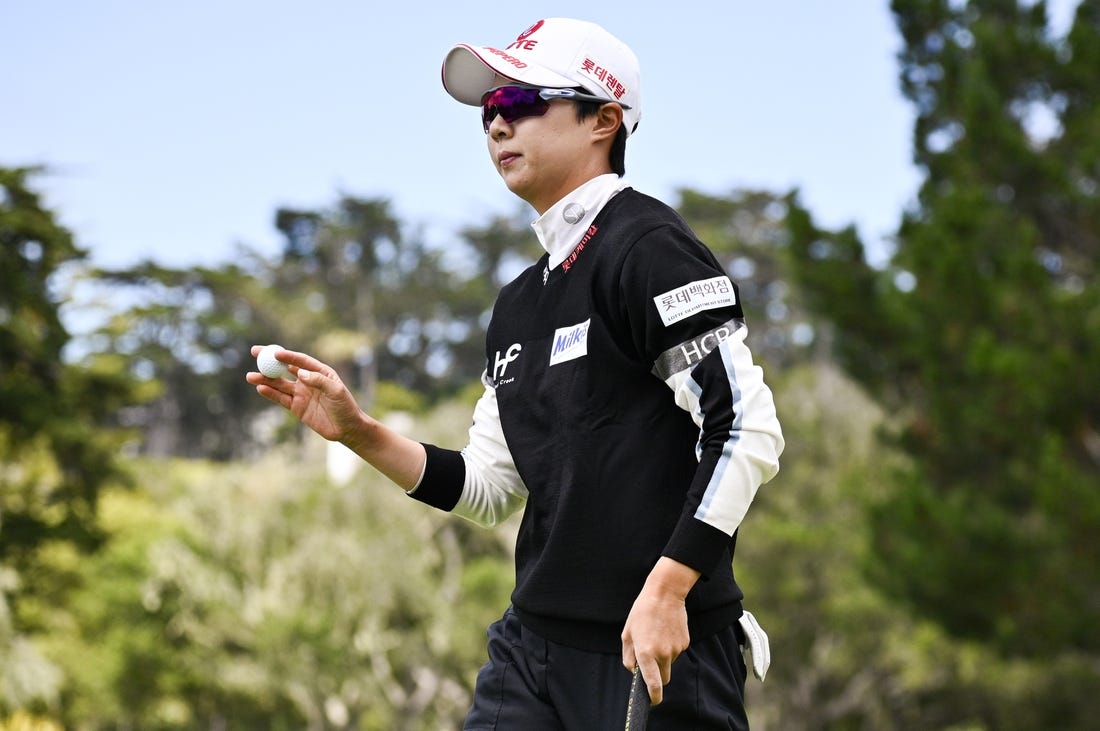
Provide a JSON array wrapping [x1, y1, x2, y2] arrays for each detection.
[[662, 330, 784, 575], [340, 411, 427, 490]]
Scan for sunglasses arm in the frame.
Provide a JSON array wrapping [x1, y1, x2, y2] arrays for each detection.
[[536, 87, 632, 110]]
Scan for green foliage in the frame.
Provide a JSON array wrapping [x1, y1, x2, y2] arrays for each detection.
[[25, 395, 512, 729], [0, 168, 74, 437], [785, 0, 1100, 659], [80, 198, 542, 461], [86, 258, 303, 459], [0, 168, 138, 712], [32, 491, 181, 726], [674, 188, 817, 370], [272, 198, 533, 403], [739, 365, 1100, 730], [372, 381, 428, 416], [0, 168, 129, 552]]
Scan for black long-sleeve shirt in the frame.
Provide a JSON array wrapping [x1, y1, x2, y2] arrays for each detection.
[[410, 179, 783, 652]]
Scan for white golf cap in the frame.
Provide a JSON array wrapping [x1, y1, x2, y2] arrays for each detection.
[[442, 18, 642, 137]]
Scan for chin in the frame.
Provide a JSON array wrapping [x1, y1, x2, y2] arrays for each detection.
[[501, 176, 533, 200]]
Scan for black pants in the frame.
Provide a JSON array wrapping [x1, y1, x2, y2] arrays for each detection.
[[464, 607, 749, 730]]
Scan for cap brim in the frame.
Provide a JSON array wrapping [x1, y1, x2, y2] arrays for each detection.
[[442, 44, 579, 106]]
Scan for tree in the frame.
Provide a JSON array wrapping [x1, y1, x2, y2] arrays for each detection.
[[40, 402, 513, 730], [273, 198, 540, 403], [785, 0, 1100, 659], [674, 188, 817, 370], [89, 258, 295, 460], [740, 365, 1100, 730], [0, 166, 135, 710], [82, 195, 544, 461]]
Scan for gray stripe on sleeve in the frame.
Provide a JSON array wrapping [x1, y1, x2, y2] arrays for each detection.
[[651, 318, 746, 381]]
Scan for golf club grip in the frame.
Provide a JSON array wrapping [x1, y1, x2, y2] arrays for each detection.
[[625, 666, 650, 730]]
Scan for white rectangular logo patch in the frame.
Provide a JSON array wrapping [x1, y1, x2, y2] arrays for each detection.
[[549, 318, 591, 366], [653, 276, 736, 327]]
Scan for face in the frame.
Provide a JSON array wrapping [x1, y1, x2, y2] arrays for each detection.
[[483, 78, 617, 214]]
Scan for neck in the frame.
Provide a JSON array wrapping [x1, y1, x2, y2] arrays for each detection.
[[529, 162, 615, 215]]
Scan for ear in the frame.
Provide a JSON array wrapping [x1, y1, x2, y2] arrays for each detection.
[[590, 103, 624, 143]]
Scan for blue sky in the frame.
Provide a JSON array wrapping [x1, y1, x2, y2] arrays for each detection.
[[1, 1, 1080, 271]]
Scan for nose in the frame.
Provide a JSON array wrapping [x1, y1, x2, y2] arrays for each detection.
[[486, 111, 513, 138]]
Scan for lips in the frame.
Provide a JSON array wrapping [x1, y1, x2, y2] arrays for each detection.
[[499, 151, 520, 168]]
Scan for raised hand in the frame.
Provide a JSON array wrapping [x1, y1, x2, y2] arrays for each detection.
[[246, 345, 363, 442], [244, 345, 427, 490]]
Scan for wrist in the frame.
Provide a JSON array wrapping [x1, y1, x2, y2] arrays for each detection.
[[339, 410, 377, 453], [644, 556, 701, 602], [341, 412, 427, 490]]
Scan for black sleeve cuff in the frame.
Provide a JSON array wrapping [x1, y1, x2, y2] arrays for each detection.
[[662, 518, 732, 580], [407, 442, 466, 512]]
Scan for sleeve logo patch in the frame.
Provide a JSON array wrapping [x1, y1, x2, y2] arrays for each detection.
[[548, 318, 591, 366], [653, 276, 736, 326]]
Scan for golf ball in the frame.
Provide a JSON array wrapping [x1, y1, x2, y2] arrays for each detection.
[[257, 344, 294, 380]]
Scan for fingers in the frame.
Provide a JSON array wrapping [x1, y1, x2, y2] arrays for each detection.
[[637, 656, 665, 706], [245, 369, 295, 405], [623, 640, 672, 705], [246, 345, 338, 396], [622, 643, 637, 674], [625, 643, 669, 705], [249, 344, 326, 373], [259, 346, 332, 376]]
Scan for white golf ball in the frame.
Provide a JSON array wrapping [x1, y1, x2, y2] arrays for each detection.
[[257, 344, 294, 380]]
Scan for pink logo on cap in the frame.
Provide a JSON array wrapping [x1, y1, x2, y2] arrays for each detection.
[[508, 20, 545, 53], [516, 20, 544, 40]]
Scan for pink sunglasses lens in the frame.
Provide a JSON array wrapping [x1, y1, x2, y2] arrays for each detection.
[[481, 87, 549, 131]]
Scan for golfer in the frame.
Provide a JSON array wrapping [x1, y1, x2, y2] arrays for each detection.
[[248, 17, 784, 730]]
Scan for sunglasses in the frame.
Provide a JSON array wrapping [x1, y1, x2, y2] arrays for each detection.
[[480, 85, 631, 132]]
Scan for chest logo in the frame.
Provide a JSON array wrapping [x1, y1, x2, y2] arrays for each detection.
[[548, 319, 591, 367], [492, 343, 523, 383]]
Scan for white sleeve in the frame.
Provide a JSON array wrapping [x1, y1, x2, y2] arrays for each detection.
[[452, 373, 528, 527], [662, 324, 784, 536]]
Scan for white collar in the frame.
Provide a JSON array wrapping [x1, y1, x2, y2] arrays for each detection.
[[531, 174, 631, 271]]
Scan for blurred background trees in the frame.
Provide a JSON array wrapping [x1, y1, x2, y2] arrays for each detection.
[[1, 167, 137, 713], [787, 0, 1100, 661], [1, 0, 1098, 728], [85, 197, 541, 461]]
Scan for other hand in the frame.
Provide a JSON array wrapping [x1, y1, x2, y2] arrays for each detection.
[[621, 557, 700, 705]]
